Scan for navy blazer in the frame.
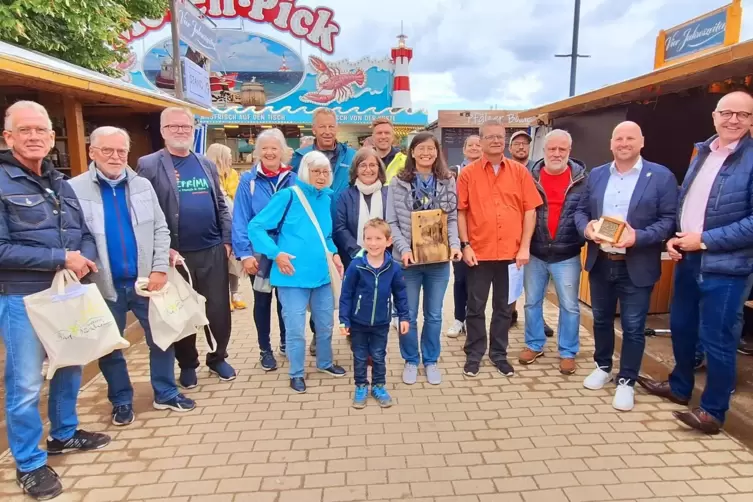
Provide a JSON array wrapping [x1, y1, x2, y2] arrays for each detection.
[[137, 148, 232, 250], [333, 185, 389, 270], [574, 160, 678, 288]]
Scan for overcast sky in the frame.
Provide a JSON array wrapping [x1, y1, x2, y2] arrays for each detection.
[[297, 0, 753, 119]]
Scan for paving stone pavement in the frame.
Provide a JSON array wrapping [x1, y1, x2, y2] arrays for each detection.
[[1, 279, 753, 502]]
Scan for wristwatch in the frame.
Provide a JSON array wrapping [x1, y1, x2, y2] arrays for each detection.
[[460, 241, 471, 250]]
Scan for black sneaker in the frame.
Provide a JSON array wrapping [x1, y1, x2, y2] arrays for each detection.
[[47, 429, 111, 455], [544, 323, 554, 338], [209, 361, 237, 381], [17, 465, 62, 500], [309, 335, 317, 356], [737, 338, 753, 356], [318, 365, 347, 378], [179, 368, 198, 389], [260, 351, 278, 371], [510, 309, 519, 326], [494, 359, 515, 377], [153, 393, 196, 412], [290, 377, 307, 393], [463, 361, 480, 377], [111, 404, 135, 426], [694, 353, 706, 371], [279, 344, 287, 357]]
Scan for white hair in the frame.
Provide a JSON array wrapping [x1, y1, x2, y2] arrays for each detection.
[[253, 128, 289, 162], [160, 107, 194, 127], [4, 100, 52, 131], [90, 126, 131, 148], [298, 150, 332, 187], [544, 129, 573, 147], [312, 107, 337, 125]]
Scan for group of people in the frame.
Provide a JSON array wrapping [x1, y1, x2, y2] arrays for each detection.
[[2, 89, 753, 499]]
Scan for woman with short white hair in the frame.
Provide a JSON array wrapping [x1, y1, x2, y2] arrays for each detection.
[[248, 150, 346, 393], [232, 128, 296, 372]]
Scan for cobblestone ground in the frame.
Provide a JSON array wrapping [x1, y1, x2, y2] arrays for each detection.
[[1, 280, 753, 502]]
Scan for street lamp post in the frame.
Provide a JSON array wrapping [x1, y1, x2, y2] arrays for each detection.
[[555, 0, 590, 97], [169, 0, 184, 99]]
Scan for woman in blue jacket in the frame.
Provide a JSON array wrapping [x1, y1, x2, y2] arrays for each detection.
[[334, 147, 389, 271], [232, 128, 296, 373], [248, 151, 347, 394]]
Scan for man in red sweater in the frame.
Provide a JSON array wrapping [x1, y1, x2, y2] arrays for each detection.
[[519, 130, 587, 375]]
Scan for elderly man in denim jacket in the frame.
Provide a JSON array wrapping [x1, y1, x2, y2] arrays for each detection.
[[0, 101, 111, 500]]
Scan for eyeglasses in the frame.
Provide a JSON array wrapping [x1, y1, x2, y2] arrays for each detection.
[[717, 110, 752, 121], [310, 168, 331, 177], [91, 146, 129, 158], [14, 127, 52, 137], [510, 141, 529, 148], [482, 134, 505, 141], [414, 146, 437, 154], [358, 163, 379, 171], [163, 125, 194, 133]]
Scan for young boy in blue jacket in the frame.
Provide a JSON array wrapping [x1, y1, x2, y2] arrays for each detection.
[[340, 219, 409, 408]]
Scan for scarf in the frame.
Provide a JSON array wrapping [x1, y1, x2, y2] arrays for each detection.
[[355, 179, 384, 247], [260, 162, 291, 178]]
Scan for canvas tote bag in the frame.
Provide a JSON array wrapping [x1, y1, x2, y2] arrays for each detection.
[[24, 269, 129, 379], [291, 186, 342, 309], [135, 263, 211, 352]]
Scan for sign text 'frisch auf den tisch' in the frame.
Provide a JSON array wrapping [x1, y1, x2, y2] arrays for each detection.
[[121, 0, 340, 54]]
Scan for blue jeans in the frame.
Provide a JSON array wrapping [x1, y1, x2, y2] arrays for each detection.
[[351, 324, 389, 386], [695, 272, 753, 360], [278, 285, 334, 378], [99, 285, 179, 405], [1, 295, 81, 472], [589, 257, 653, 385], [524, 255, 581, 357], [400, 263, 450, 366], [669, 252, 749, 423]]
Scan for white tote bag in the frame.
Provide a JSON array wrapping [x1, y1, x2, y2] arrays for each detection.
[[291, 186, 342, 309], [24, 269, 129, 379], [135, 263, 211, 352]]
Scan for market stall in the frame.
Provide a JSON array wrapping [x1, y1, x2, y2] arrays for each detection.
[[0, 40, 211, 178]]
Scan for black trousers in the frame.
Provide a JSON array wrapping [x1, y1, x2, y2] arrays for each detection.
[[464, 260, 513, 364], [453, 260, 469, 322], [175, 244, 232, 369]]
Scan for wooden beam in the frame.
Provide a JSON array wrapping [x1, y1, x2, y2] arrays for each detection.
[[63, 97, 87, 177]]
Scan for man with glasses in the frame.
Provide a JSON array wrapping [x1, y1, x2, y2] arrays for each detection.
[[458, 120, 542, 378], [1, 101, 110, 500], [138, 107, 235, 388], [639, 91, 753, 433], [70, 126, 196, 427]]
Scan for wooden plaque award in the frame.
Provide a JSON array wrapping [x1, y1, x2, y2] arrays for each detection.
[[411, 209, 450, 264], [594, 216, 626, 244]]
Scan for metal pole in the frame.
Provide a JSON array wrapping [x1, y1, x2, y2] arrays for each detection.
[[169, 0, 184, 99], [569, 0, 581, 97]]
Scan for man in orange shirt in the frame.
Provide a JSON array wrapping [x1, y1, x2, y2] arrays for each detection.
[[457, 120, 543, 377]]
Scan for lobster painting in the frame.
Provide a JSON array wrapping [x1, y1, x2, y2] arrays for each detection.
[[302, 56, 366, 104]]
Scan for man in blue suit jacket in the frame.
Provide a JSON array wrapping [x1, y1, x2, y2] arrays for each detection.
[[574, 121, 678, 412], [639, 91, 753, 434]]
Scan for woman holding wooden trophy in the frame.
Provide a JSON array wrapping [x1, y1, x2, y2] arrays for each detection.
[[386, 133, 462, 386]]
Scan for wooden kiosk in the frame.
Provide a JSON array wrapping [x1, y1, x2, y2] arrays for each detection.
[[0, 40, 211, 177], [521, 1, 750, 314]]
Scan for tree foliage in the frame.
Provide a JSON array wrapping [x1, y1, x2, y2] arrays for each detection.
[[0, 0, 168, 75]]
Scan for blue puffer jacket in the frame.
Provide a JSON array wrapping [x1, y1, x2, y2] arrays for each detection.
[[290, 142, 356, 216], [231, 165, 297, 259], [680, 133, 753, 276], [339, 251, 409, 328], [0, 152, 97, 295], [529, 158, 587, 263], [247, 179, 337, 289]]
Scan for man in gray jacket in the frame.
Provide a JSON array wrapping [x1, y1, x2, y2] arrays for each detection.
[[70, 126, 195, 426]]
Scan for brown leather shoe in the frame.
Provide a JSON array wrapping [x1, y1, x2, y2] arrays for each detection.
[[636, 376, 690, 405], [673, 408, 722, 435], [519, 348, 544, 365], [559, 358, 576, 375]]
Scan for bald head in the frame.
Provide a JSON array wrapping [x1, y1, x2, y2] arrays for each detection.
[[713, 91, 753, 146], [610, 121, 644, 166]]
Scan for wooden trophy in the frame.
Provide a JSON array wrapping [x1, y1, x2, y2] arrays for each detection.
[[593, 216, 626, 244], [411, 209, 450, 264]]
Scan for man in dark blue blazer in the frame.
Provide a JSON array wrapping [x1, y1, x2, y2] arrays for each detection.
[[574, 121, 678, 412], [639, 91, 753, 434]]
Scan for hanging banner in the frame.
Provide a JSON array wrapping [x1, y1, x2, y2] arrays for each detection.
[[176, 1, 220, 61]]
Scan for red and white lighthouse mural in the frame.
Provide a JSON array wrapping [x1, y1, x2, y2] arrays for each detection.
[[390, 27, 413, 109]]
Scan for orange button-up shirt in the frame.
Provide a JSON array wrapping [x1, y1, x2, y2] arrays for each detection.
[[457, 156, 542, 261]]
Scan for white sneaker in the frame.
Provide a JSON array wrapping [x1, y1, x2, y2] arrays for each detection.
[[447, 319, 465, 338], [403, 363, 418, 385], [391, 317, 399, 331], [426, 364, 442, 385], [583, 363, 612, 390], [613, 378, 635, 411]]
